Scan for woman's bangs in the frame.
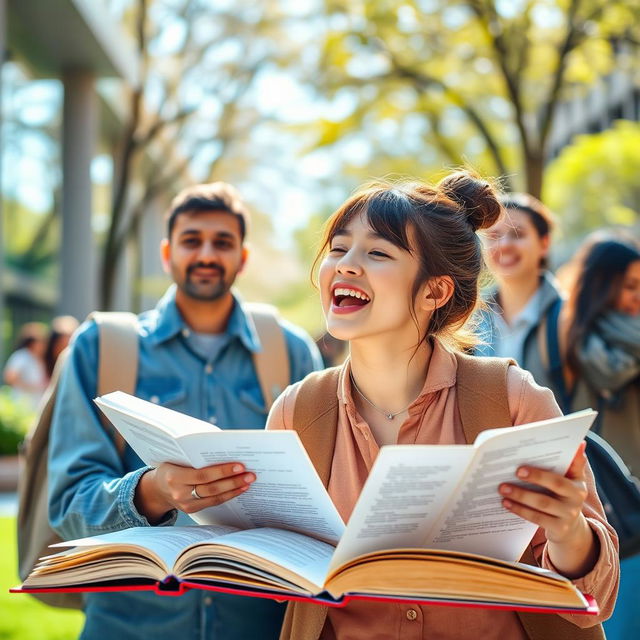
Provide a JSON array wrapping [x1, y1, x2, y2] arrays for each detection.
[[322, 186, 416, 255], [362, 191, 413, 252]]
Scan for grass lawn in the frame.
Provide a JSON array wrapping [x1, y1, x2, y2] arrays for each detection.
[[0, 516, 84, 640]]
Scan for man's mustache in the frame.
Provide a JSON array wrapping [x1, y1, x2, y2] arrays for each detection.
[[187, 263, 225, 277]]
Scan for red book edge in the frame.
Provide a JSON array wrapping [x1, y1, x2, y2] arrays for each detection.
[[9, 579, 599, 615]]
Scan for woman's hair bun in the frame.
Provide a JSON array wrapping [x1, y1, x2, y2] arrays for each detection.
[[438, 170, 502, 232]]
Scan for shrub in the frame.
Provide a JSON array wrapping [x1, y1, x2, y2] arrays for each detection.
[[0, 386, 35, 455]]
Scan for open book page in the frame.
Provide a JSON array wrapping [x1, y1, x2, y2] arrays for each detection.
[[186, 431, 345, 545], [329, 409, 596, 571], [95, 392, 222, 467], [50, 525, 240, 577], [426, 409, 597, 561], [95, 391, 345, 545], [48, 525, 334, 594], [185, 527, 336, 592], [328, 446, 474, 571]]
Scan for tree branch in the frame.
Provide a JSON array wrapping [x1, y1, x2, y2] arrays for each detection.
[[466, 0, 531, 157], [539, 0, 583, 146], [385, 59, 511, 182], [137, 107, 197, 148]]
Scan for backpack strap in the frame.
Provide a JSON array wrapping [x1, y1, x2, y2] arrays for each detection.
[[291, 368, 341, 486], [16, 310, 140, 609], [283, 367, 341, 639], [245, 303, 291, 411], [538, 298, 574, 414], [90, 311, 139, 454], [455, 353, 535, 565], [454, 351, 513, 440]]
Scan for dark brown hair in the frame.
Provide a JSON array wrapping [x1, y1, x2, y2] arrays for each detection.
[[314, 170, 502, 350], [165, 182, 250, 241], [565, 236, 640, 377], [44, 315, 79, 377], [14, 322, 47, 351]]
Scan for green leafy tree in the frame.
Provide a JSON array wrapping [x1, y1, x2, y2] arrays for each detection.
[[310, 0, 640, 196], [3, 198, 58, 279], [543, 120, 640, 237]]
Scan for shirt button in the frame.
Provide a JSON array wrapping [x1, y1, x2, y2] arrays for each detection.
[[150, 395, 159, 404], [203, 596, 213, 605], [182, 328, 191, 338], [406, 609, 418, 621], [204, 364, 213, 374]]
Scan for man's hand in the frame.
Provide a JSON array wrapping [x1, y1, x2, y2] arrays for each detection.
[[135, 462, 255, 524]]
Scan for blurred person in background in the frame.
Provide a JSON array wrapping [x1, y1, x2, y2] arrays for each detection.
[[563, 235, 640, 475], [48, 181, 323, 640], [2, 321, 48, 409], [44, 315, 80, 378], [561, 235, 640, 640], [475, 193, 563, 396]]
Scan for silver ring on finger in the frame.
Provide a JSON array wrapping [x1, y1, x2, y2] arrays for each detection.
[[191, 485, 202, 500]]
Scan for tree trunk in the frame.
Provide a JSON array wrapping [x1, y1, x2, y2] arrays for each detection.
[[524, 149, 544, 200]]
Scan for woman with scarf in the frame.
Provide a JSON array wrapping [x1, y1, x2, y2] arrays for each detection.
[[563, 235, 640, 640]]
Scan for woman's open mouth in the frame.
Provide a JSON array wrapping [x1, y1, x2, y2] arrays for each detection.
[[332, 286, 371, 313]]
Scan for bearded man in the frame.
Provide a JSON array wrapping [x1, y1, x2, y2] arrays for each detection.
[[48, 182, 322, 640]]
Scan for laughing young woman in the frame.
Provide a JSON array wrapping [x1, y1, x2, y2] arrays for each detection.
[[266, 172, 618, 640]]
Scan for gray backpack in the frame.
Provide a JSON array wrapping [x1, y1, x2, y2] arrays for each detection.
[[17, 312, 139, 609]]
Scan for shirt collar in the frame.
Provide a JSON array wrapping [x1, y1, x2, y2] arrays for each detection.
[[509, 287, 542, 331], [338, 336, 458, 409], [147, 285, 260, 352]]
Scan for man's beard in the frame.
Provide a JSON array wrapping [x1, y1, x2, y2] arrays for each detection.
[[178, 263, 233, 301]]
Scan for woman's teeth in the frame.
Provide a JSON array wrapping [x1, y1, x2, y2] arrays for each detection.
[[334, 287, 371, 306]]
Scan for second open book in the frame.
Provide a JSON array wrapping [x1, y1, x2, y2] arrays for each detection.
[[16, 392, 598, 613]]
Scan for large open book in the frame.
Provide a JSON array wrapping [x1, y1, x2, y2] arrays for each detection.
[[13, 393, 599, 614]]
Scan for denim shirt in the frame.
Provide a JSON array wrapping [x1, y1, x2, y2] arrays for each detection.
[[48, 286, 323, 640]]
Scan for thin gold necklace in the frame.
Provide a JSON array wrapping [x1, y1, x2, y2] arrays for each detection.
[[349, 371, 415, 420]]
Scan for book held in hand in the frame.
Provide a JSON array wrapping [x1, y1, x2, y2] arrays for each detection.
[[12, 392, 599, 614]]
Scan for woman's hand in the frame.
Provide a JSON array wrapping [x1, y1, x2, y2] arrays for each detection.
[[498, 441, 599, 578], [135, 462, 256, 524]]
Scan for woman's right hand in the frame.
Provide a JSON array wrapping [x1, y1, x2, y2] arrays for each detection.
[[135, 461, 256, 523]]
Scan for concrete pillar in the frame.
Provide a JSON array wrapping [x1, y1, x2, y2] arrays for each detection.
[[60, 70, 97, 318], [0, 0, 6, 363]]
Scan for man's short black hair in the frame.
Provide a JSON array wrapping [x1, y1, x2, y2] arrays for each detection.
[[165, 182, 250, 240]]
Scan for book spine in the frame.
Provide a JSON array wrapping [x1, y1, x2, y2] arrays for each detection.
[[154, 576, 188, 596]]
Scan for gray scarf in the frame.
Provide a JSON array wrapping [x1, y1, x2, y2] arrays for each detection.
[[577, 311, 640, 401]]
